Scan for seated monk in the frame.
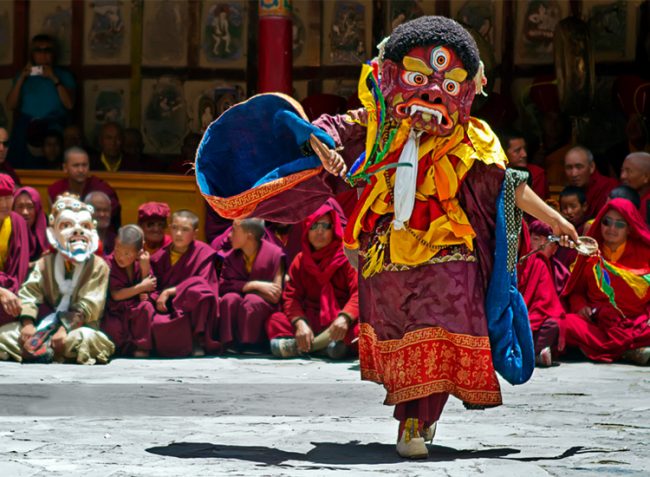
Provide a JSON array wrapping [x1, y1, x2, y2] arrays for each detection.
[[84, 190, 116, 256], [0, 175, 32, 361], [564, 146, 618, 219], [13, 186, 49, 264], [48, 147, 121, 230], [518, 222, 566, 367], [561, 198, 650, 364], [266, 201, 359, 359], [101, 225, 156, 358], [4, 194, 113, 364], [138, 202, 172, 255], [150, 209, 220, 357], [219, 218, 284, 352]]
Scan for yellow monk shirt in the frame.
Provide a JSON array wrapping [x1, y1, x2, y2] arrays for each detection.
[[170, 248, 184, 266], [243, 252, 257, 273], [0, 215, 12, 271]]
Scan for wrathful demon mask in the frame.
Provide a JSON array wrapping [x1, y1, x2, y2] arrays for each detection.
[[380, 16, 485, 136], [46, 193, 99, 263]]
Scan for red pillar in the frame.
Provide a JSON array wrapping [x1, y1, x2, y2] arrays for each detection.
[[258, 0, 293, 94]]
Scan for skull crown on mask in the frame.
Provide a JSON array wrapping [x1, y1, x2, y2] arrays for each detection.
[[46, 194, 99, 263]]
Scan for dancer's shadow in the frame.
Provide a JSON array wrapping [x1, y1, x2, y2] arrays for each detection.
[[146, 441, 520, 465]]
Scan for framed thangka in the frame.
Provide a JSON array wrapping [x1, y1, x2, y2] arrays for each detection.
[[322, 0, 372, 66], [83, 79, 130, 148], [199, 1, 247, 68], [0, 1, 13, 65], [141, 77, 188, 154], [514, 0, 569, 65], [184, 80, 246, 134], [83, 0, 131, 65], [142, 0, 189, 67], [292, 0, 321, 67], [386, 0, 436, 35], [451, 0, 502, 63], [587, 1, 639, 62], [29, 0, 72, 65]]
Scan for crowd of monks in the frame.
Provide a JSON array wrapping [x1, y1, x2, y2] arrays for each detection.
[[0, 138, 648, 366]]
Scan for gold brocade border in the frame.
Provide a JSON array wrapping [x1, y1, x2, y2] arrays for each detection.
[[359, 323, 502, 406], [202, 167, 323, 219]]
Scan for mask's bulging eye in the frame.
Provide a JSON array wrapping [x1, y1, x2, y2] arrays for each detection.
[[401, 71, 428, 87], [431, 47, 450, 71], [443, 79, 460, 96]]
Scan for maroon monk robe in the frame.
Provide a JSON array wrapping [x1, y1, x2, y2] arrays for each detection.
[[640, 189, 650, 225], [584, 170, 619, 219], [561, 199, 650, 362], [150, 240, 220, 356], [0, 212, 31, 326], [13, 186, 49, 262], [528, 163, 549, 200], [266, 203, 359, 347], [47, 175, 121, 229], [219, 239, 284, 348], [517, 253, 565, 354], [205, 206, 232, 243], [101, 254, 154, 355]]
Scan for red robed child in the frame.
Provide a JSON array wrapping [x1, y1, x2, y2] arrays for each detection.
[[150, 210, 220, 357], [101, 225, 156, 357], [219, 218, 285, 351]]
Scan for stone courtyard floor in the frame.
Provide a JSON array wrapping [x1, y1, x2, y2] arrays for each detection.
[[0, 355, 648, 476]]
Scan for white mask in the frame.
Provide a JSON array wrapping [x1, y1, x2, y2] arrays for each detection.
[[47, 197, 99, 263]]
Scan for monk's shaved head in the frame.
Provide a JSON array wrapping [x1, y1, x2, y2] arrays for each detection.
[[117, 224, 144, 251], [621, 152, 650, 193], [625, 152, 650, 172], [239, 218, 266, 242], [172, 209, 199, 230]]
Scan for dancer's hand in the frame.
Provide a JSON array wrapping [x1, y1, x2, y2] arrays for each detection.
[[310, 134, 347, 177], [19, 322, 36, 345], [0, 288, 21, 317], [550, 215, 579, 248], [50, 326, 68, 355]]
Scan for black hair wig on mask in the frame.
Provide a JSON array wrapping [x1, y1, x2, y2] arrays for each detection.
[[383, 16, 480, 80]]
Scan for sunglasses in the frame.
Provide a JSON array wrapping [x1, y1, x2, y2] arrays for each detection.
[[602, 216, 627, 229], [32, 47, 53, 53], [310, 222, 333, 231], [0, 140, 8, 147]]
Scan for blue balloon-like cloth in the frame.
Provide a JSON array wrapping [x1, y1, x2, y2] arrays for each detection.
[[196, 93, 334, 200]]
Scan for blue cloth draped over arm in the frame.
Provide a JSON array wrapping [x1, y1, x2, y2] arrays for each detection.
[[485, 169, 535, 385]]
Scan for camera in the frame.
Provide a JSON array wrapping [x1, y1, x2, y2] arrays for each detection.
[[30, 66, 43, 76]]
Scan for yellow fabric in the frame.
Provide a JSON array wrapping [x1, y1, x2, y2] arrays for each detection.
[[243, 251, 257, 273], [357, 64, 378, 162], [347, 117, 507, 270], [170, 248, 183, 266], [100, 153, 122, 173], [603, 242, 626, 264], [0, 215, 12, 271]]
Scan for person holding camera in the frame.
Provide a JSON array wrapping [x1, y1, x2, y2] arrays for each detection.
[[6, 34, 75, 169]]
